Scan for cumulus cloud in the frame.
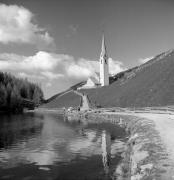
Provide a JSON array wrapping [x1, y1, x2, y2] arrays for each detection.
[[41, 71, 64, 80], [0, 3, 54, 49], [66, 64, 92, 78], [0, 51, 60, 71], [65, 58, 98, 79], [108, 58, 127, 75], [0, 51, 126, 80], [18, 72, 44, 80], [0, 51, 126, 97], [138, 56, 154, 64], [65, 57, 126, 78]]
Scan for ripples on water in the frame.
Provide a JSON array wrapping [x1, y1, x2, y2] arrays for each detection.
[[0, 112, 127, 180]]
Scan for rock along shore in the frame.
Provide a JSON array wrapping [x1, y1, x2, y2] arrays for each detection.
[[83, 111, 174, 180]]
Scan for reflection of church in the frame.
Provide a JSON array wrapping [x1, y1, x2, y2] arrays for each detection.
[[101, 130, 111, 174], [79, 35, 109, 89]]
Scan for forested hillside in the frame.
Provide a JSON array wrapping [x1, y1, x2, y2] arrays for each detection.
[[0, 72, 43, 112]]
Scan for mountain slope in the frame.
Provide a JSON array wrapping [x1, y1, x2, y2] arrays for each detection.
[[41, 82, 86, 108], [43, 49, 174, 108], [81, 49, 174, 107], [41, 90, 81, 108]]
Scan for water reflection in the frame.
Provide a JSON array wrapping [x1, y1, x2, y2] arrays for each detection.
[[101, 130, 111, 174], [0, 112, 126, 180], [0, 113, 43, 150]]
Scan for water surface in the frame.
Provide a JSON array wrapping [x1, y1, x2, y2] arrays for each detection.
[[0, 112, 127, 180]]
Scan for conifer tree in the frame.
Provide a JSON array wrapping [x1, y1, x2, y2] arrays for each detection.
[[0, 71, 44, 112]]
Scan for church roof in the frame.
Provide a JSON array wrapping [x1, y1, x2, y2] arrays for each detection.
[[89, 76, 100, 84], [100, 34, 108, 59]]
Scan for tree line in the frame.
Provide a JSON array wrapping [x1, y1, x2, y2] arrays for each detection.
[[0, 72, 44, 113]]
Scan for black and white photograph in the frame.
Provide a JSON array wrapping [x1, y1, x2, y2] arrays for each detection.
[[0, 0, 174, 179]]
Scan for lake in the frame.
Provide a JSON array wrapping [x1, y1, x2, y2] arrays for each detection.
[[0, 111, 127, 180]]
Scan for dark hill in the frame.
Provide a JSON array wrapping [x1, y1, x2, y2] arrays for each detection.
[[43, 49, 174, 108]]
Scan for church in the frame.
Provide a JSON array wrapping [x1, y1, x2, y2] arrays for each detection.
[[79, 35, 109, 89]]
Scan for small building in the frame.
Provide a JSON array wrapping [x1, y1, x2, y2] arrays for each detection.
[[78, 73, 100, 89]]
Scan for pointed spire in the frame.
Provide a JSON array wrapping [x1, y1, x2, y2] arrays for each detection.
[[100, 34, 108, 58]]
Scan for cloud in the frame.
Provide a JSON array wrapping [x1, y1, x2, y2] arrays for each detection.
[[66, 57, 126, 78], [0, 51, 60, 71], [108, 58, 127, 75], [66, 64, 92, 78], [0, 51, 126, 97], [65, 58, 97, 79], [0, 3, 54, 49], [46, 82, 52, 87], [18, 72, 44, 80], [41, 71, 64, 80], [138, 56, 154, 64]]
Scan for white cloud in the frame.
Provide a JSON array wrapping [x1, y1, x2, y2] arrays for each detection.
[[0, 51, 126, 97], [18, 72, 44, 80], [46, 82, 52, 87], [108, 58, 127, 75], [138, 56, 154, 64], [66, 64, 92, 78], [41, 71, 64, 80], [23, 51, 58, 70], [0, 3, 54, 49], [66, 57, 126, 78], [65, 58, 98, 79], [0, 51, 126, 80], [0, 51, 60, 71]]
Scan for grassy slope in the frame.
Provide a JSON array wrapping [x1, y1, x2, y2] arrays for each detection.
[[41, 91, 81, 108], [43, 50, 174, 108], [81, 50, 174, 107], [41, 81, 86, 108]]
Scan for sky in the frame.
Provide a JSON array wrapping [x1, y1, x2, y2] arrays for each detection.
[[0, 0, 174, 98]]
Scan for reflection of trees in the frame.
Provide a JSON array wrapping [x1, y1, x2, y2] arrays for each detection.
[[101, 130, 111, 175], [0, 114, 43, 149]]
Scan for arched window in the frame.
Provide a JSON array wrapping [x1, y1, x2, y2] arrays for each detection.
[[105, 59, 107, 64]]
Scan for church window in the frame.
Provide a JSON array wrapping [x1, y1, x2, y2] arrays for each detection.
[[105, 59, 107, 64]]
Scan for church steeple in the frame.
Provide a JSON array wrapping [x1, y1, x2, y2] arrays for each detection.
[[99, 34, 109, 86], [100, 34, 108, 60]]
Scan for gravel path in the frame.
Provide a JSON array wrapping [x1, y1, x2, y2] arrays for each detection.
[[135, 113, 174, 161]]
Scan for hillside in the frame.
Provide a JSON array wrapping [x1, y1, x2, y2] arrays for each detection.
[[41, 81, 86, 108], [43, 49, 174, 108], [0, 72, 43, 112], [41, 90, 81, 108], [81, 49, 174, 107]]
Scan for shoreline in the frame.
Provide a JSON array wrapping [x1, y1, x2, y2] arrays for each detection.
[[81, 110, 174, 180], [6, 107, 174, 179]]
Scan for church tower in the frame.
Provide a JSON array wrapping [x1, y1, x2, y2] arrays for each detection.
[[100, 35, 109, 86]]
